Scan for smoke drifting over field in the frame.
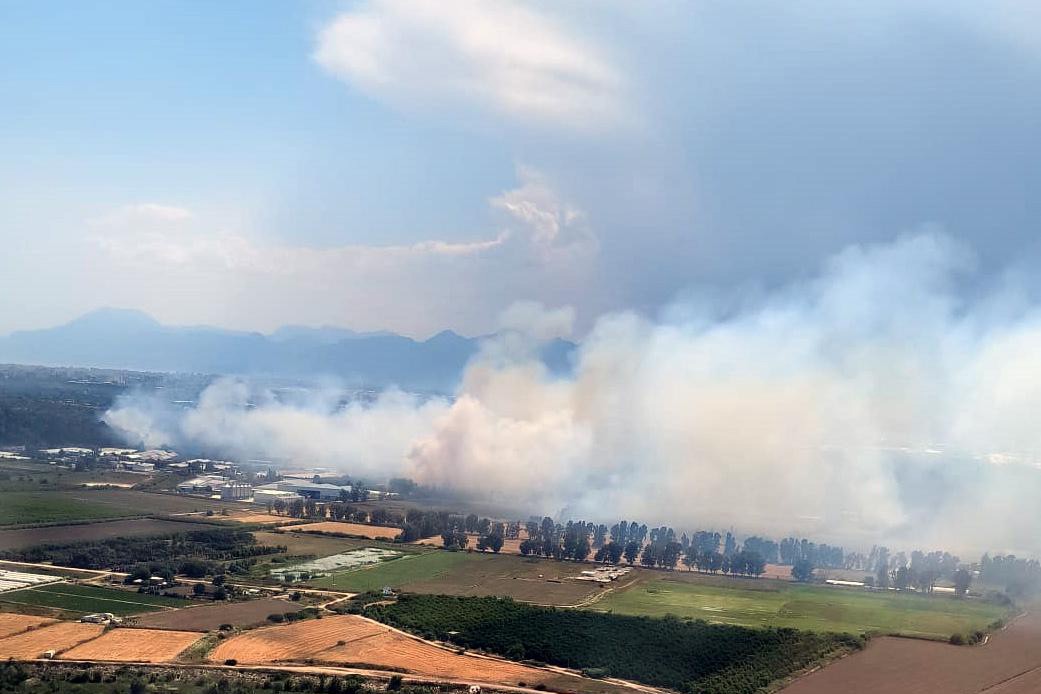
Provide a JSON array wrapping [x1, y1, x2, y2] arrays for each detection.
[[105, 233, 1041, 555]]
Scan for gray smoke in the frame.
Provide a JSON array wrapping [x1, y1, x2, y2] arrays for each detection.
[[105, 232, 1041, 557]]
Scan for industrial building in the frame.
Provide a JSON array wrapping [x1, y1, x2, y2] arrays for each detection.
[[254, 479, 352, 501]]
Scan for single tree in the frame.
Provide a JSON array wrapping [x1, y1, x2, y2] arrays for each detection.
[[953, 568, 971, 598], [623, 540, 640, 565], [792, 558, 815, 582]]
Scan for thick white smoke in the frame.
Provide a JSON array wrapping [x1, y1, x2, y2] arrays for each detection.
[[105, 233, 1041, 556]]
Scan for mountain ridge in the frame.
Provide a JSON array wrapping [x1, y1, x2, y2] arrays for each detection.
[[0, 308, 574, 392]]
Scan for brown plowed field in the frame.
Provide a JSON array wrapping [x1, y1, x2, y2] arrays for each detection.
[[0, 621, 104, 658], [0, 613, 55, 639], [782, 609, 1041, 694], [291, 522, 402, 540], [60, 628, 201, 662], [134, 598, 304, 631], [209, 614, 551, 686]]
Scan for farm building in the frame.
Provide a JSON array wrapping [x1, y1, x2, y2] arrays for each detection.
[[219, 482, 253, 501], [176, 475, 229, 495], [250, 488, 304, 505], [255, 480, 351, 501]]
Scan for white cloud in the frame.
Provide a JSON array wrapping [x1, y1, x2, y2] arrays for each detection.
[[490, 167, 595, 252], [85, 171, 597, 336], [313, 0, 627, 131]]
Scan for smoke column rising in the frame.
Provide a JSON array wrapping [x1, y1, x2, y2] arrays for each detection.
[[105, 232, 1041, 556]]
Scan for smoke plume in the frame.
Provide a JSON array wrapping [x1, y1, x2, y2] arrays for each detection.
[[105, 232, 1041, 556]]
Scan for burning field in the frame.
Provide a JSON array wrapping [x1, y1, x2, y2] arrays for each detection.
[[60, 628, 201, 662], [209, 614, 564, 687]]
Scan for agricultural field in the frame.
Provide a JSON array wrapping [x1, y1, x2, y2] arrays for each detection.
[[271, 548, 400, 582], [208, 613, 622, 694], [0, 612, 55, 638], [252, 530, 374, 557], [0, 462, 145, 492], [782, 609, 1041, 694], [313, 550, 604, 605], [60, 628, 201, 662], [415, 532, 524, 554], [290, 521, 403, 540], [63, 488, 252, 516], [0, 486, 249, 529], [0, 620, 105, 658], [372, 594, 862, 694], [0, 583, 185, 616], [0, 492, 141, 526], [595, 573, 1008, 639], [225, 512, 298, 526], [307, 549, 470, 593], [134, 598, 305, 631], [0, 518, 205, 551]]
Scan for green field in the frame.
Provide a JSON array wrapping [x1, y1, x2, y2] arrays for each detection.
[[0, 492, 141, 525], [594, 575, 1007, 639], [0, 582, 185, 615], [313, 549, 602, 605], [311, 549, 477, 592]]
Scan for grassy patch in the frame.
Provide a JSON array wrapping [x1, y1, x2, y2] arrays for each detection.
[[0, 583, 185, 615], [311, 549, 475, 592], [596, 575, 1007, 639]]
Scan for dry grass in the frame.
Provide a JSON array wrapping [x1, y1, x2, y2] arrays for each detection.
[[414, 533, 523, 554], [226, 513, 298, 526], [209, 614, 551, 686], [0, 621, 104, 658], [60, 628, 201, 662], [0, 613, 56, 639], [291, 522, 402, 540]]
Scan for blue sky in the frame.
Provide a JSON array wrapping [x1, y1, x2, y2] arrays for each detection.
[[2, 1, 1040, 337]]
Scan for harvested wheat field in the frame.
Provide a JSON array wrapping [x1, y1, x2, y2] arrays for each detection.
[[0, 613, 55, 639], [0, 621, 104, 659], [782, 609, 1041, 694], [210, 614, 553, 686], [228, 513, 298, 526], [292, 522, 402, 540], [414, 533, 523, 554], [61, 628, 201, 662]]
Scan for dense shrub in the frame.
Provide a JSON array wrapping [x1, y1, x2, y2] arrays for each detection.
[[371, 595, 862, 694]]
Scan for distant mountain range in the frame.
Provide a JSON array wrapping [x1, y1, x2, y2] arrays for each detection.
[[0, 309, 576, 392]]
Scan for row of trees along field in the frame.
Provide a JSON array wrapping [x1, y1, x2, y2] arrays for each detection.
[[257, 486, 1041, 598], [0, 528, 284, 572]]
